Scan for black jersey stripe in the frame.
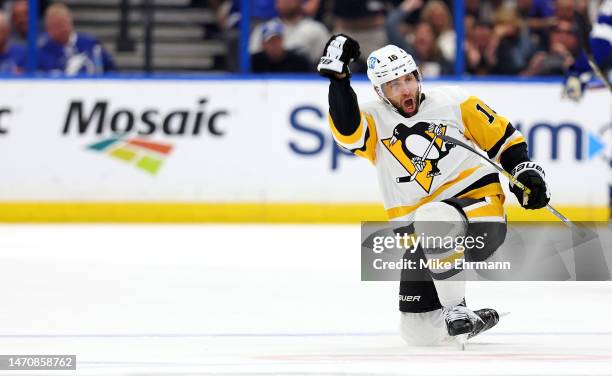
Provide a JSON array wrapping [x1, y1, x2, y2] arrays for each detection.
[[349, 127, 371, 153], [486, 123, 516, 159], [453, 173, 500, 198]]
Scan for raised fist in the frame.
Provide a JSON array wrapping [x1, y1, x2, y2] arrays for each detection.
[[317, 34, 360, 78]]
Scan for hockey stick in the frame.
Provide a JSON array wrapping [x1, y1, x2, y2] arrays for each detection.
[[395, 133, 438, 183], [436, 134, 583, 232], [574, 11, 612, 93]]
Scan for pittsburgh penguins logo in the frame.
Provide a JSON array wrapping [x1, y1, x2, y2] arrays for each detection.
[[381, 122, 455, 193]]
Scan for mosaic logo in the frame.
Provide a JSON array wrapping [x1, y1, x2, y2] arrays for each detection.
[[87, 137, 173, 175], [60, 99, 229, 175]]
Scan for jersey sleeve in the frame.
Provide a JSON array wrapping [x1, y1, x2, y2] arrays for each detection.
[[328, 78, 378, 164], [458, 95, 529, 172]]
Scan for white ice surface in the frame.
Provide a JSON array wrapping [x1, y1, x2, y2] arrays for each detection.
[[0, 224, 611, 375]]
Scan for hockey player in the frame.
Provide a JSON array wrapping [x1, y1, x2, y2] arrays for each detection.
[[563, 0, 611, 101], [317, 35, 550, 347]]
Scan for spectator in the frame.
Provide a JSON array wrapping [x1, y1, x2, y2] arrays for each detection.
[[574, 0, 589, 18], [385, 0, 424, 56], [251, 19, 311, 72], [465, 0, 483, 33], [465, 0, 499, 30], [249, 0, 328, 64], [222, 0, 278, 24], [464, 21, 496, 75], [251, 0, 279, 22], [554, 0, 575, 22], [216, 0, 293, 30], [412, 21, 453, 76], [516, 0, 555, 50], [217, 1, 241, 71], [420, 0, 455, 63], [521, 20, 580, 76], [386, 3, 453, 76], [489, 7, 536, 74], [302, 0, 322, 18], [10, 0, 27, 44], [38, 3, 116, 75], [0, 10, 25, 73], [221, 0, 322, 24], [217, 0, 241, 30], [331, 0, 390, 68], [309, 0, 330, 27], [517, 0, 554, 27]]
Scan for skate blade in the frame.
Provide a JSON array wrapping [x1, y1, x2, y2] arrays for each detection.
[[499, 311, 511, 318], [455, 333, 469, 351]]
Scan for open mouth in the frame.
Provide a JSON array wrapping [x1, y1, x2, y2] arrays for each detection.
[[402, 97, 415, 112]]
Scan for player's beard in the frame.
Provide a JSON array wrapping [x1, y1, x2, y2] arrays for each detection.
[[390, 85, 421, 118]]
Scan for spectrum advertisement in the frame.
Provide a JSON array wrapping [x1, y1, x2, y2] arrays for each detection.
[[0, 79, 608, 221]]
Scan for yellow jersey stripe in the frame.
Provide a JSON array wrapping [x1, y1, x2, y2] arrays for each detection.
[[457, 183, 505, 202], [328, 112, 365, 146], [440, 250, 465, 264], [386, 166, 481, 219], [354, 112, 378, 164]]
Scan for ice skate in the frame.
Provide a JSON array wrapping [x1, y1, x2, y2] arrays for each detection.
[[468, 308, 500, 339], [443, 304, 483, 337]]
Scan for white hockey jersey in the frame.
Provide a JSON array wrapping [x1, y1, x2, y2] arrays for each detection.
[[329, 86, 525, 221]]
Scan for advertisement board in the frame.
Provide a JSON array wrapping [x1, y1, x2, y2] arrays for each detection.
[[0, 78, 608, 221]]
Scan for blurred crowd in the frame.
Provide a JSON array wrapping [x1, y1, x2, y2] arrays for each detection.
[[0, 0, 116, 75], [463, 0, 590, 76], [0, 0, 600, 77], [215, 0, 598, 77]]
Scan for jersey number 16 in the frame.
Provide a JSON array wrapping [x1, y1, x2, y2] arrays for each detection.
[[476, 103, 496, 125]]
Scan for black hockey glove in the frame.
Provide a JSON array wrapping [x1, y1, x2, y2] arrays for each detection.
[[317, 34, 360, 79], [509, 161, 550, 209]]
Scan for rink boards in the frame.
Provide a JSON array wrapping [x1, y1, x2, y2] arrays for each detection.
[[0, 77, 609, 222]]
